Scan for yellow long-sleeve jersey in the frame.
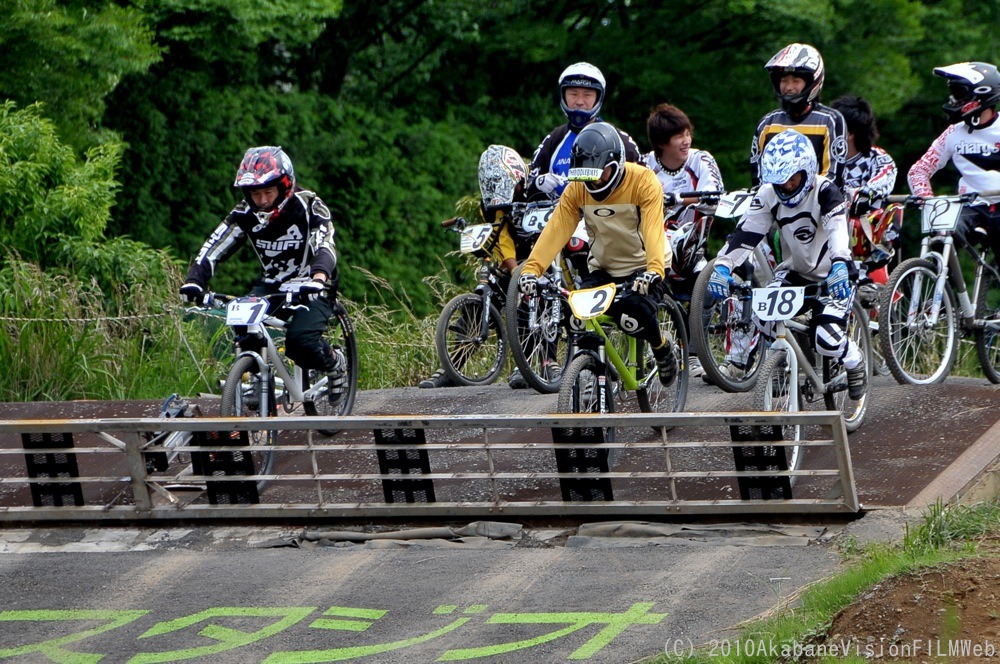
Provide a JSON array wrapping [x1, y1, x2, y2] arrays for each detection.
[[521, 162, 669, 279]]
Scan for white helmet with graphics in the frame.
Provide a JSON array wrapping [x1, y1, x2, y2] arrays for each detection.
[[558, 62, 606, 130], [760, 129, 818, 208]]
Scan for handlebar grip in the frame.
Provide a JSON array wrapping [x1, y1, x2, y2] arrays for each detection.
[[441, 217, 459, 228], [679, 190, 724, 198]]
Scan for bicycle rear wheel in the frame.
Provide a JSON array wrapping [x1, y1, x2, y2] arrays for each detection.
[[304, 301, 359, 434], [220, 355, 278, 493], [435, 292, 507, 386], [751, 349, 804, 475], [974, 265, 1000, 384], [557, 353, 616, 446], [689, 258, 764, 392], [823, 300, 872, 433], [637, 296, 689, 429], [505, 265, 570, 393], [879, 258, 958, 385]]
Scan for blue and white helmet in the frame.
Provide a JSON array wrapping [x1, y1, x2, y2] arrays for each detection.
[[760, 129, 817, 208]]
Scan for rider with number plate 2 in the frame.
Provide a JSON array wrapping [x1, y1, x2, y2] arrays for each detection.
[[518, 121, 678, 387], [709, 129, 868, 400], [907, 61, 1000, 267], [179, 146, 345, 382]]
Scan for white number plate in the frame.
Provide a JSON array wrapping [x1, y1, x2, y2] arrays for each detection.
[[460, 223, 494, 253], [567, 284, 615, 320], [226, 298, 268, 326], [752, 286, 805, 321], [521, 207, 554, 235], [920, 196, 963, 234], [714, 189, 753, 219]]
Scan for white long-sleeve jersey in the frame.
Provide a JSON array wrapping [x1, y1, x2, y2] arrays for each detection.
[[908, 119, 1000, 204]]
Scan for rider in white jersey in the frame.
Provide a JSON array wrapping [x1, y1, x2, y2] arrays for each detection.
[[908, 62, 1000, 265]]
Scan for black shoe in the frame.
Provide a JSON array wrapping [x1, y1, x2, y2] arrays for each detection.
[[653, 344, 677, 387], [419, 369, 454, 389], [508, 369, 528, 389], [847, 360, 867, 400]]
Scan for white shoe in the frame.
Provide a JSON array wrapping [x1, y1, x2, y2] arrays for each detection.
[[688, 356, 705, 378]]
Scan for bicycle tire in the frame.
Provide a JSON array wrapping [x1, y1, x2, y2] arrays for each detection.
[[751, 349, 804, 476], [220, 355, 278, 493], [504, 264, 570, 394], [636, 296, 689, 431], [557, 352, 616, 446], [974, 264, 1000, 384], [823, 300, 872, 433], [689, 258, 765, 392], [879, 257, 958, 385], [435, 292, 507, 386], [304, 301, 360, 434]]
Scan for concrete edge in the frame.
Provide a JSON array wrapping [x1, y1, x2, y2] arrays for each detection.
[[905, 417, 1000, 510]]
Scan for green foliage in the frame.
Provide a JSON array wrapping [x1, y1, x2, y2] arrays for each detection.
[[0, 0, 161, 150], [0, 102, 123, 268]]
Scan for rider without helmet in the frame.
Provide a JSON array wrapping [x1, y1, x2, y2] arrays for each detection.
[[765, 43, 826, 118], [934, 61, 1000, 128], [234, 146, 296, 224], [567, 122, 626, 202], [478, 145, 528, 211], [760, 129, 819, 208], [558, 62, 606, 131]]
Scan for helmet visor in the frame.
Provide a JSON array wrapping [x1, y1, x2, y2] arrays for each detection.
[[567, 167, 604, 182]]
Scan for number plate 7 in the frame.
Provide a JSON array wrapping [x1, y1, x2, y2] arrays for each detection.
[[752, 287, 805, 321]]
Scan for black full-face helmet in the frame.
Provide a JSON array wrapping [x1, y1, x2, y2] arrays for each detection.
[[934, 61, 1000, 127], [567, 122, 625, 202], [765, 43, 825, 117]]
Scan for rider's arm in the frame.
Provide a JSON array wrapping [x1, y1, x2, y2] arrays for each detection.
[[864, 146, 898, 200], [748, 115, 771, 187], [185, 208, 249, 287], [907, 125, 956, 198], [486, 208, 519, 273], [636, 168, 668, 277], [817, 180, 852, 264], [307, 195, 338, 281], [827, 108, 849, 191], [525, 129, 561, 200], [520, 186, 582, 278], [714, 190, 771, 272], [683, 150, 725, 205]]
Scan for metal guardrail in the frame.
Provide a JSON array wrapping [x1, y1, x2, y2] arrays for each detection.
[[0, 412, 859, 521]]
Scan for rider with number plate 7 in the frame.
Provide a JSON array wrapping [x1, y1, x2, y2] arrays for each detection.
[[518, 122, 679, 386], [709, 129, 869, 401]]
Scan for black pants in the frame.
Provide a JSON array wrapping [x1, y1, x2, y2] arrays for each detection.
[[580, 269, 662, 347], [244, 276, 338, 372]]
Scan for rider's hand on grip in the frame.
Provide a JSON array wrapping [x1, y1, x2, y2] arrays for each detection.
[[536, 173, 566, 195], [179, 282, 204, 304], [632, 270, 662, 296], [826, 261, 851, 301], [298, 280, 327, 302], [851, 187, 873, 217], [518, 271, 538, 297], [663, 192, 679, 208], [707, 265, 731, 300]]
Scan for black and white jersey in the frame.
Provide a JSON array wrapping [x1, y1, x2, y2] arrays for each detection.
[[526, 122, 641, 199], [186, 188, 337, 288], [843, 145, 898, 201], [750, 104, 848, 191], [716, 176, 850, 281]]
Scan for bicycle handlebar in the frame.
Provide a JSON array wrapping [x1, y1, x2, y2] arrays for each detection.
[[886, 189, 1000, 204]]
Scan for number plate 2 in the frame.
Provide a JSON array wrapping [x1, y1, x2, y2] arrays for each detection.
[[567, 283, 616, 320], [920, 196, 963, 234], [752, 287, 805, 321], [226, 298, 268, 325]]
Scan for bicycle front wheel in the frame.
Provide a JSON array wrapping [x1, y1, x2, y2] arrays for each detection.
[[751, 349, 803, 474], [435, 292, 507, 386], [823, 300, 872, 433], [637, 296, 689, 429], [689, 258, 764, 392], [557, 353, 616, 445], [220, 355, 278, 493], [879, 258, 958, 385], [505, 265, 569, 393], [974, 265, 1000, 384], [304, 301, 360, 434]]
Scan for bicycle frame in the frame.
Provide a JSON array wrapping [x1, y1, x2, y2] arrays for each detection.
[[909, 234, 1000, 333]]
